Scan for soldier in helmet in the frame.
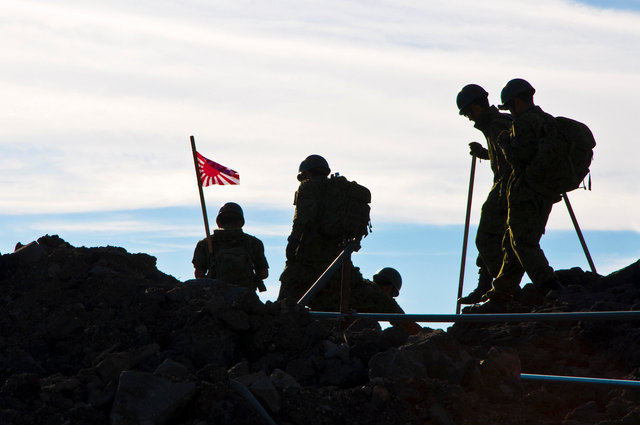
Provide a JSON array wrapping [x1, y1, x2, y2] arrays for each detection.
[[192, 202, 269, 291], [479, 79, 564, 310], [373, 267, 403, 298], [351, 267, 422, 335], [456, 84, 513, 304], [278, 154, 364, 310]]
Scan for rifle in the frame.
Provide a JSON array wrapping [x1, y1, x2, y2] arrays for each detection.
[[255, 275, 267, 292], [206, 252, 216, 279]]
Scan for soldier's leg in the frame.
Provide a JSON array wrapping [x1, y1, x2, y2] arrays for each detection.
[[458, 257, 493, 304], [508, 195, 558, 287], [308, 272, 343, 311], [485, 226, 525, 302], [278, 266, 292, 301], [460, 186, 507, 304], [278, 262, 313, 302], [475, 184, 508, 277]]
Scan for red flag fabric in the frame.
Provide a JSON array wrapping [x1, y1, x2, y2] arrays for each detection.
[[196, 152, 240, 186]]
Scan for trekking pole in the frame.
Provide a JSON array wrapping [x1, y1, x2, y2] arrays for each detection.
[[338, 245, 353, 329], [563, 192, 597, 274], [339, 246, 352, 315], [456, 155, 477, 314], [298, 240, 360, 307]]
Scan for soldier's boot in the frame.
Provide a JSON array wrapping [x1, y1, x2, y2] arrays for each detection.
[[468, 297, 510, 314], [458, 269, 493, 304], [473, 283, 521, 314], [463, 286, 516, 314]]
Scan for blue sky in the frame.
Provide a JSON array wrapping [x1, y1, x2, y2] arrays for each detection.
[[2, 0, 640, 326], [3, 205, 639, 325], [578, 0, 640, 11]]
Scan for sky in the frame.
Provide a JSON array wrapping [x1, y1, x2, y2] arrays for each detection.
[[2, 0, 640, 327]]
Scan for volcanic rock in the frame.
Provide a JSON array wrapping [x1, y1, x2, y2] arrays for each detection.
[[1, 234, 639, 424]]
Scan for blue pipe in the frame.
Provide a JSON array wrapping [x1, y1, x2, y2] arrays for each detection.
[[308, 311, 640, 323], [521, 373, 640, 388]]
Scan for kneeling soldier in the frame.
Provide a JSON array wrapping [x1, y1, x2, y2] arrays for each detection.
[[352, 267, 422, 335]]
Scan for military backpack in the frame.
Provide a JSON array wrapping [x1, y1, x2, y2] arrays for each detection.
[[527, 116, 596, 197], [320, 174, 372, 241], [209, 233, 256, 290]]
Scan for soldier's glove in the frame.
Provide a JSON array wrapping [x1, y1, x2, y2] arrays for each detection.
[[469, 142, 489, 159]]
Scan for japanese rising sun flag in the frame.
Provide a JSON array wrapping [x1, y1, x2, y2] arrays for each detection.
[[196, 152, 240, 186]]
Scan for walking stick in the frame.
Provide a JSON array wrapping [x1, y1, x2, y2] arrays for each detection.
[[340, 248, 353, 315], [563, 192, 597, 274], [456, 155, 477, 314]]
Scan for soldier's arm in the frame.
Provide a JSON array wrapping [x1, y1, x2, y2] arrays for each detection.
[[498, 120, 537, 170], [291, 182, 321, 230], [487, 120, 509, 155], [192, 239, 209, 278], [287, 181, 321, 257], [252, 237, 269, 279], [388, 302, 422, 335]]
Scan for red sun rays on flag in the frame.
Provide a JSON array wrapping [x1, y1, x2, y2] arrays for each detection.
[[196, 152, 240, 186]]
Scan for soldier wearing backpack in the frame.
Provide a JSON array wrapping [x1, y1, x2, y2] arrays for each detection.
[[456, 84, 513, 304], [278, 154, 370, 311], [479, 79, 564, 310], [192, 202, 269, 291]]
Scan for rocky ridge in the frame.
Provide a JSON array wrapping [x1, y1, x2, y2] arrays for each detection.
[[1, 234, 639, 425]]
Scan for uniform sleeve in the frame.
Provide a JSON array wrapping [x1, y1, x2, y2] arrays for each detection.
[[487, 119, 510, 160], [250, 236, 269, 271], [353, 284, 404, 314], [500, 118, 539, 171], [290, 180, 322, 240], [386, 298, 405, 315], [487, 117, 514, 181], [191, 239, 210, 271]]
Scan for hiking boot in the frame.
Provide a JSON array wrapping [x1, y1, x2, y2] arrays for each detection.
[[458, 287, 488, 304], [480, 289, 509, 303], [481, 287, 517, 303], [458, 269, 493, 304], [468, 298, 509, 314]]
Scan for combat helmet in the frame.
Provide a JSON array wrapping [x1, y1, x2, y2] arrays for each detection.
[[373, 267, 402, 297], [216, 202, 245, 227], [456, 84, 488, 115], [297, 154, 330, 181], [499, 78, 535, 110]]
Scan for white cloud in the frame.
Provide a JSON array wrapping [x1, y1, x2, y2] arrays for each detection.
[[27, 219, 192, 235], [1, 0, 639, 231], [593, 252, 640, 276], [21, 216, 291, 240]]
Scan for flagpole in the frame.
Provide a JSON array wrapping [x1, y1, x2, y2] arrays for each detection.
[[190, 135, 213, 255]]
